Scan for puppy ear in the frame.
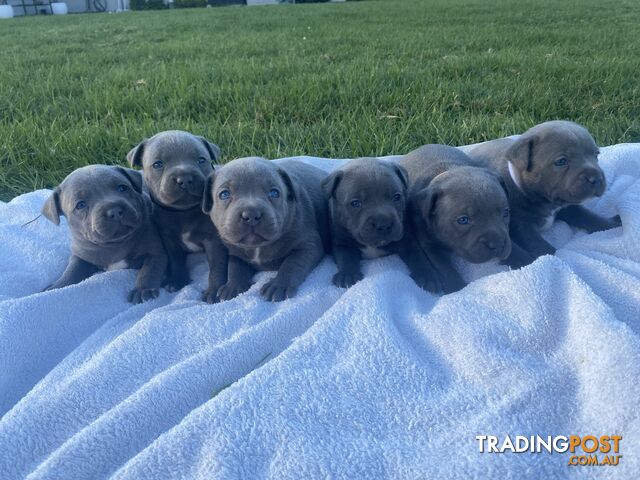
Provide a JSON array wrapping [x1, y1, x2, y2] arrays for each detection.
[[115, 167, 143, 194], [278, 168, 297, 202], [198, 136, 221, 162], [42, 188, 62, 226], [321, 170, 343, 199], [127, 140, 147, 168], [202, 172, 215, 214], [415, 185, 440, 221], [506, 135, 538, 172], [390, 163, 409, 191]]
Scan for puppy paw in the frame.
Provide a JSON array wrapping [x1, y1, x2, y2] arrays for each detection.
[[216, 280, 252, 302], [609, 214, 622, 229], [332, 270, 363, 289], [127, 287, 159, 304], [410, 271, 442, 294], [441, 276, 466, 295], [202, 284, 223, 304], [260, 278, 297, 302]]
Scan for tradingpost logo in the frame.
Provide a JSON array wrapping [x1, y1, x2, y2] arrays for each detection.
[[476, 435, 622, 466]]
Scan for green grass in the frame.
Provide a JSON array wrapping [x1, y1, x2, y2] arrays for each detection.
[[1, 0, 639, 200]]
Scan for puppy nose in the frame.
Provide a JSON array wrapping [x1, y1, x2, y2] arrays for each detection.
[[106, 206, 124, 221], [582, 172, 602, 186], [240, 209, 262, 226], [481, 237, 505, 254], [173, 175, 194, 188], [369, 216, 394, 233]]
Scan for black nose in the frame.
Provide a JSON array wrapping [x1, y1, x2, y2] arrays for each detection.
[[481, 237, 505, 254], [369, 217, 394, 234], [240, 209, 262, 226], [106, 206, 124, 221], [582, 173, 602, 186], [173, 175, 194, 188]]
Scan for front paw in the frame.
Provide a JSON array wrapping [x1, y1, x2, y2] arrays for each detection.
[[216, 280, 252, 302], [609, 214, 622, 229], [260, 278, 297, 302], [410, 270, 442, 294], [127, 287, 159, 304], [332, 269, 363, 289], [202, 283, 223, 304], [440, 274, 466, 294]]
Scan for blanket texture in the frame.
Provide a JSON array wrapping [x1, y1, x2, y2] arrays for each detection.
[[0, 144, 639, 479]]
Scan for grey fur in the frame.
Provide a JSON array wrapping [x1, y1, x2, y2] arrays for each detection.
[[41, 165, 168, 304], [127, 130, 227, 303], [468, 120, 621, 266], [203, 157, 328, 302], [399, 144, 512, 293], [322, 157, 440, 292]]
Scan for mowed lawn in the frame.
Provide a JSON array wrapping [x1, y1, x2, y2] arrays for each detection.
[[1, 0, 639, 200]]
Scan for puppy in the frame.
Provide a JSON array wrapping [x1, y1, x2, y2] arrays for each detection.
[[321, 157, 440, 292], [203, 157, 328, 302], [41, 165, 168, 304], [468, 120, 621, 265], [127, 130, 228, 303], [399, 144, 513, 293]]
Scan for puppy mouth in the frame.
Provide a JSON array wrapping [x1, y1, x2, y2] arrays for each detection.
[[157, 190, 202, 209], [236, 231, 270, 247], [90, 224, 136, 244]]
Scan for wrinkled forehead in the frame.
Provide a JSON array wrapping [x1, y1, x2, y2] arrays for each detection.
[[60, 167, 125, 206], [143, 135, 208, 163], [214, 159, 282, 192], [436, 172, 507, 210], [537, 127, 599, 158], [339, 163, 403, 198]]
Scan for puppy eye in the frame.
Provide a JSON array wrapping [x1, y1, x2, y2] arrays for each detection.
[[392, 193, 402, 202], [197, 157, 207, 165], [75, 201, 87, 210], [218, 190, 231, 200], [117, 184, 129, 192], [503, 208, 510, 218], [269, 189, 280, 199], [554, 157, 568, 167], [456, 215, 470, 225], [350, 199, 362, 208], [152, 160, 164, 169]]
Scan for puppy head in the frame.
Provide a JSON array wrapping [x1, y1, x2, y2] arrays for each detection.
[[322, 158, 407, 248], [202, 157, 296, 248], [42, 165, 146, 245], [414, 167, 512, 263], [127, 130, 221, 209], [507, 120, 605, 205]]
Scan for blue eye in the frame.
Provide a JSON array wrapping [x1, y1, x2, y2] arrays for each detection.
[[218, 190, 230, 200], [456, 215, 469, 225], [117, 184, 129, 192], [269, 189, 280, 199], [392, 193, 402, 202], [75, 201, 86, 210], [152, 160, 164, 169], [197, 157, 207, 165], [350, 200, 362, 208], [503, 208, 510, 218], [554, 157, 568, 167]]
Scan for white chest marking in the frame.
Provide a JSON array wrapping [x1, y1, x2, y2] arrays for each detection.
[[107, 260, 129, 271], [250, 247, 263, 265], [181, 232, 202, 253], [541, 207, 561, 231], [508, 161, 524, 193], [360, 246, 388, 260]]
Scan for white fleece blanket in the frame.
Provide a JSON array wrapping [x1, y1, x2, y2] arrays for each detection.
[[0, 145, 639, 479]]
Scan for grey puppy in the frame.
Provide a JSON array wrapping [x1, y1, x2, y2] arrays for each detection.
[[127, 130, 228, 303], [322, 157, 440, 292], [41, 165, 168, 304], [399, 144, 514, 293], [203, 157, 328, 302], [468, 120, 621, 265]]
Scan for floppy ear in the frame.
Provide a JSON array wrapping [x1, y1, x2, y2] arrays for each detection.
[[321, 170, 343, 200], [115, 167, 143, 194], [198, 136, 221, 163], [127, 139, 147, 168], [202, 172, 215, 214], [415, 185, 440, 222], [277, 168, 297, 202], [42, 187, 63, 226], [506, 135, 538, 172], [389, 163, 409, 191], [496, 174, 510, 199]]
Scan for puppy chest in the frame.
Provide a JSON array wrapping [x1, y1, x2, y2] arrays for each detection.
[[540, 207, 561, 231], [180, 232, 203, 253], [360, 245, 389, 260]]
